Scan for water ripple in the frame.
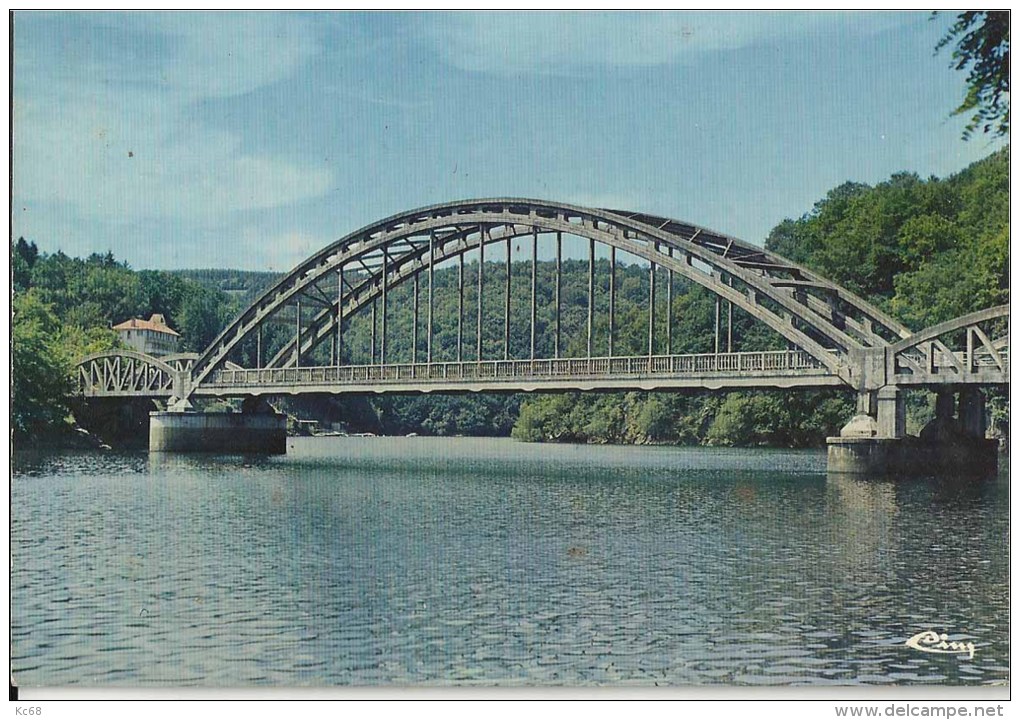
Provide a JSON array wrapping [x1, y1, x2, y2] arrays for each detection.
[[11, 439, 1009, 687]]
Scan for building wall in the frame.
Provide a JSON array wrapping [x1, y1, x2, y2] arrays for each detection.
[[118, 329, 179, 356]]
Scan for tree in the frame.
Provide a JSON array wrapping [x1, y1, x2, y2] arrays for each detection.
[[138, 270, 187, 323], [12, 238, 38, 291], [12, 291, 73, 437], [176, 284, 231, 352], [936, 11, 1010, 139]]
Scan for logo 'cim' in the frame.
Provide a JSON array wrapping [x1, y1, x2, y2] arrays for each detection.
[[905, 630, 976, 659]]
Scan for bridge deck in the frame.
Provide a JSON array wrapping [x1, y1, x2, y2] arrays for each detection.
[[195, 350, 841, 396]]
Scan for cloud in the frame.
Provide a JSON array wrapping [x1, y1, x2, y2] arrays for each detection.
[[13, 13, 332, 223], [423, 11, 917, 75], [121, 12, 320, 100], [254, 229, 327, 273]]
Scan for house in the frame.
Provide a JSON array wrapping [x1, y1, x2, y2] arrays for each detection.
[[112, 313, 181, 356]]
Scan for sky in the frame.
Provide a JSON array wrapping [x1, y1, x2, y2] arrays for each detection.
[[12, 11, 1007, 272]]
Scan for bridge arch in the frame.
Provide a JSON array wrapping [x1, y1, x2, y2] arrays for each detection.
[[888, 304, 1009, 386], [75, 350, 247, 399], [77, 350, 182, 398], [190, 199, 913, 392]]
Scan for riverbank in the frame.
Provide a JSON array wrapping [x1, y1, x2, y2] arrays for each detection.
[[17, 417, 1010, 456], [13, 424, 113, 453]]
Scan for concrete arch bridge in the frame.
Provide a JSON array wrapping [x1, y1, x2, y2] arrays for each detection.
[[74, 199, 1008, 470]]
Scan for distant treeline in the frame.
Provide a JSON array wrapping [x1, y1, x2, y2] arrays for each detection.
[[170, 268, 281, 304]]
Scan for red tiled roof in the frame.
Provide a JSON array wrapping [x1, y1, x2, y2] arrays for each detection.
[[112, 314, 180, 336]]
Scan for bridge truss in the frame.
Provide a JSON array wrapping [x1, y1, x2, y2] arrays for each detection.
[[74, 200, 1008, 406]]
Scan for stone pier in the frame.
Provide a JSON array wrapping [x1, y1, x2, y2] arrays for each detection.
[[150, 399, 287, 454], [826, 387, 998, 476]]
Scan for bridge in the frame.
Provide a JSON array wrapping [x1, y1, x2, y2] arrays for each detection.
[[74, 199, 1008, 467]]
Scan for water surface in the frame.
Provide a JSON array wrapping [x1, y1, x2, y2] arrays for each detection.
[[11, 437, 1009, 687]]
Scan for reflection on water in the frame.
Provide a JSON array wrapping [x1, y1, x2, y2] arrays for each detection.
[[11, 438, 1009, 687]]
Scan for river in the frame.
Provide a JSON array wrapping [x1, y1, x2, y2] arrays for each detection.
[[10, 437, 1010, 688]]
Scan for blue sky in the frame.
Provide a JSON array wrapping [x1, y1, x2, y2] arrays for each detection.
[[12, 11, 1006, 271]]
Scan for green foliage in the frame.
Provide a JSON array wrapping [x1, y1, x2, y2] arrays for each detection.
[[512, 390, 851, 448], [15, 246, 233, 353], [766, 147, 1008, 328], [175, 284, 233, 352], [513, 394, 576, 442], [12, 291, 74, 437], [706, 392, 852, 447], [936, 11, 1010, 139], [138, 270, 187, 320], [513, 393, 635, 444], [13, 237, 38, 291]]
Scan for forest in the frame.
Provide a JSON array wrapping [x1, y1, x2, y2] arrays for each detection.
[[11, 146, 1009, 447]]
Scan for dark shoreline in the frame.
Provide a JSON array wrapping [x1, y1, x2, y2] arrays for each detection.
[[12, 425, 119, 453], [14, 425, 1008, 455]]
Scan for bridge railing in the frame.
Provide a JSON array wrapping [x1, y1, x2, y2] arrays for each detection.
[[927, 348, 1009, 370], [206, 350, 824, 387], [888, 305, 1008, 385]]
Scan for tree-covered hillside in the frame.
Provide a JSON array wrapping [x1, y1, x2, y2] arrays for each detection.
[[170, 268, 280, 305], [766, 146, 1008, 329]]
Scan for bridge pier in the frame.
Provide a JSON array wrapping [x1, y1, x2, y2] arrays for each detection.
[[875, 386, 906, 439], [959, 387, 988, 439], [827, 387, 998, 476], [149, 398, 287, 454]]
